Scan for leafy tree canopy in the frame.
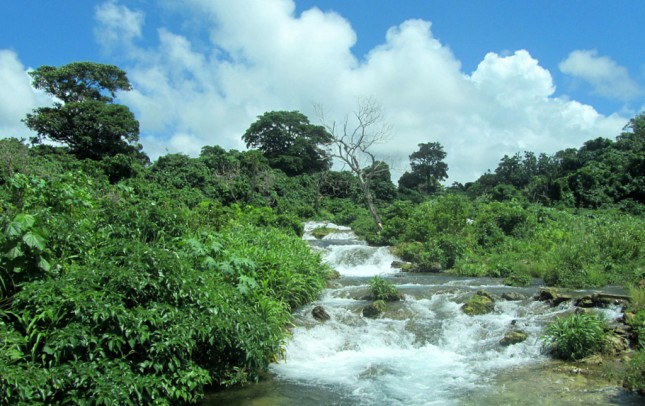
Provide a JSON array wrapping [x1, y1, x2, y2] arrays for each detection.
[[28, 62, 131, 103], [242, 111, 333, 176], [401, 142, 448, 194], [24, 62, 146, 163]]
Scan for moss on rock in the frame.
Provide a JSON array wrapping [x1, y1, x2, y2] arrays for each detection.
[[462, 291, 495, 316]]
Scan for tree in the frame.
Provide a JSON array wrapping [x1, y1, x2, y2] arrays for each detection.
[[242, 111, 333, 176], [407, 142, 448, 194], [24, 62, 146, 162], [317, 98, 392, 231]]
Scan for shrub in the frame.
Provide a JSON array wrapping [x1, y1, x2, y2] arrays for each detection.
[[368, 276, 400, 302], [542, 313, 609, 360], [622, 350, 645, 394]]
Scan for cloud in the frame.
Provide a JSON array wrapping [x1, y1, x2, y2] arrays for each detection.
[[0, 50, 50, 140], [92, 0, 628, 183], [559, 49, 641, 101], [94, 0, 145, 53]]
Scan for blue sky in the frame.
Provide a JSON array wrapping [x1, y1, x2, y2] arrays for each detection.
[[1, 0, 643, 182]]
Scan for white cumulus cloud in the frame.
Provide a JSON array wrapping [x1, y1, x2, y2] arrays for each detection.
[[0, 50, 51, 140], [89, 0, 629, 183], [559, 49, 641, 101]]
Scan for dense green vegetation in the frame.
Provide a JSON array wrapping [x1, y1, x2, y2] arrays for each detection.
[[542, 313, 609, 360], [1, 61, 644, 402], [0, 157, 330, 404]]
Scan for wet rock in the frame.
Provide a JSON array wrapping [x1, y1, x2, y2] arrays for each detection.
[[575, 295, 597, 308], [362, 300, 386, 318], [312, 306, 330, 322], [462, 291, 495, 316], [573, 293, 630, 309], [578, 354, 604, 365], [500, 330, 528, 346], [424, 262, 443, 273], [326, 269, 341, 280], [501, 292, 527, 301], [391, 260, 409, 269], [399, 262, 443, 273], [536, 288, 572, 306], [606, 333, 629, 355]]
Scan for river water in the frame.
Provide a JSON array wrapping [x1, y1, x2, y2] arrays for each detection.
[[204, 222, 641, 405]]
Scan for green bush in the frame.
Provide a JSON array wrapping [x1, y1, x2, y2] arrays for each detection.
[[368, 276, 400, 302], [542, 313, 609, 360], [622, 350, 645, 394], [0, 168, 329, 404]]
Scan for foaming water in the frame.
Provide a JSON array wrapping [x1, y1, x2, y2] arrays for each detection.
[[271, 287, 564, 405], [269, 222, 560, 405], [205, 222, 637, 405]]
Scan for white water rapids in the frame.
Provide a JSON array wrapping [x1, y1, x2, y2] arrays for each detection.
[[205, 222, 638, 405]]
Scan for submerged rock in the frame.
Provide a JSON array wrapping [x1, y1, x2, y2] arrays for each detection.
[[501, 292, 527, 301], [362, 300, 386, 318], [462, 291, 495, 316], [500, 330, 528, 346], [312, 306, 331, 322]]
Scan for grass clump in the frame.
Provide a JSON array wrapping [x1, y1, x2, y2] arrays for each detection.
[[542, 312, 609, 360]]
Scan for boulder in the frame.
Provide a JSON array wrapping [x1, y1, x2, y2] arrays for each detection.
[[606, 332, 629, 355], [575, 293, 630, 308], [500, 330, 528, 346], [501, 292, 527, 301], [362, 300, 386, 318], [462, 291, 495, 316], [536, 288, 572, 306], [312, 306, 330, 322], [399, 262, 442, 273]]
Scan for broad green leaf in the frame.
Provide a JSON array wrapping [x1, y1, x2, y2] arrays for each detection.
[[14, 213, 35, 230], [22, 231, 46, 251], [6, 246, 24, 260], [38, 257, 51, 272], [4, 221, 22, 237]]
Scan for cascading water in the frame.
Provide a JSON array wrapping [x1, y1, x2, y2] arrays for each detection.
[[204, 222, 640, 405]]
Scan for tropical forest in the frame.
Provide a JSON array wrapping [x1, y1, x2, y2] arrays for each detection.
[[1, 62, 644, 405]]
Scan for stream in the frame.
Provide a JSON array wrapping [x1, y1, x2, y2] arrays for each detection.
[[204, 222, 642, 405]]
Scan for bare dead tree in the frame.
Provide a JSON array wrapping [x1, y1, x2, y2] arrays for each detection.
[[316, 97, 392, 232]]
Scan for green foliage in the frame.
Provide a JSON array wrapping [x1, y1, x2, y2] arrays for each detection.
[[381, 190, 644, 289], [0, 138, 30, 182], [28, 62, 132, 103], [0, 152, 328, 404], [0, 213, 51, 297], [24, 62, 146, 162], [242, 111, 333, 176], [622, 350, 645, 394], [467, 112, 645, 209], [542, 313, 609, 361], [401, 142, 448, 194], [368, 277, 400, 302]]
